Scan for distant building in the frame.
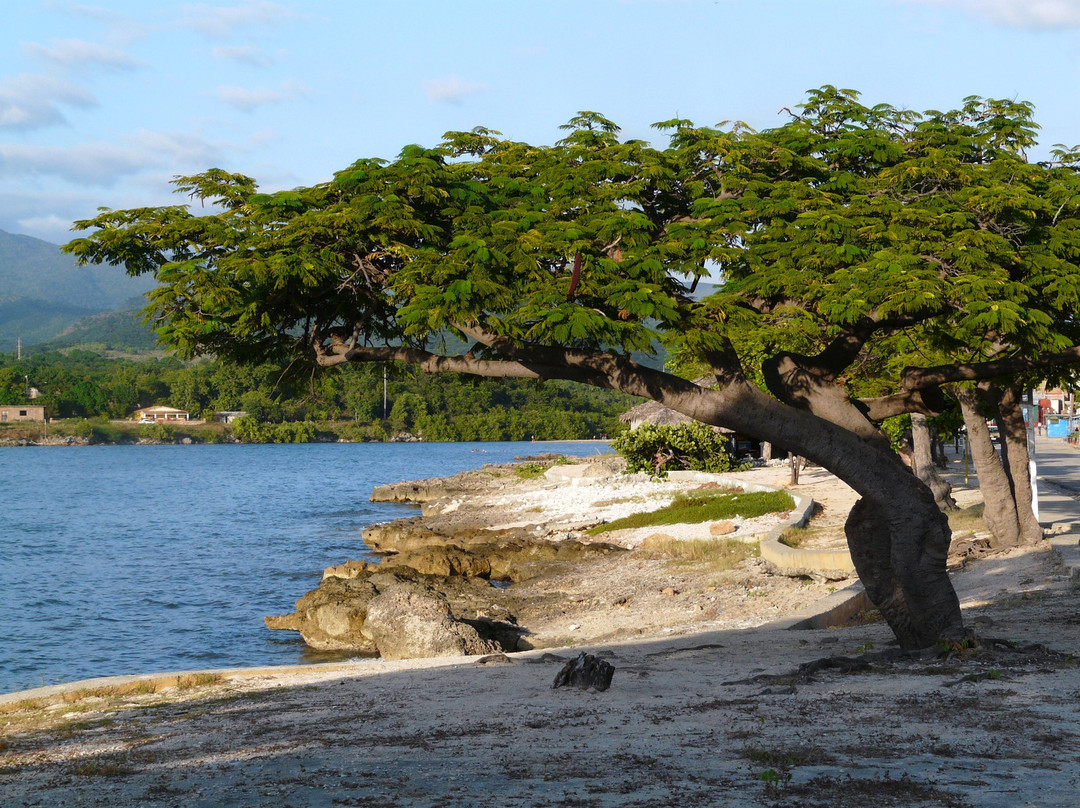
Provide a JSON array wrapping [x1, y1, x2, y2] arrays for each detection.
[[214, 411, 248, 424], [0, 405, 48, 423], [133, 405, 190, 422]]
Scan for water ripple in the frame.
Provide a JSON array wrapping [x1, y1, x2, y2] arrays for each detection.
[[0, 440, 603, 694]]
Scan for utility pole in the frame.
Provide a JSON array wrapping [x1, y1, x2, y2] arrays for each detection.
[[16, 337, 21, 361], [383, 365, 388, 420]]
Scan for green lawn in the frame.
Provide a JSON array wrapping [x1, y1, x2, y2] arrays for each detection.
[[588, 489, 794, 535]]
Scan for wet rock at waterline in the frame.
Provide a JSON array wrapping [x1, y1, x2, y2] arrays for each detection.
[[265, 564, 526, 657]]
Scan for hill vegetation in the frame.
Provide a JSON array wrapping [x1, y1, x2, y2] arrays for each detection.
[[0, 348, 630, 442], [0, 228, 155, 351]]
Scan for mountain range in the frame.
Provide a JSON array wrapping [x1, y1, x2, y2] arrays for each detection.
[[0, 228, 157, 352]]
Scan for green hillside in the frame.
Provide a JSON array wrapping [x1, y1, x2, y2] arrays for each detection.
[[45, 308, 159, 351], [0, 228, 157, 351]]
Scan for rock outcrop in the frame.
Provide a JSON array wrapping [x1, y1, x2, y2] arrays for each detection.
[[361, 589, 500, 660]]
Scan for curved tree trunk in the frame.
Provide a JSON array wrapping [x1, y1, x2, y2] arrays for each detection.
[[910, 413, 958, 510], [956, 386, 1022, 548], [994, 384, 1042, 543], [676, 376, 965, 650]]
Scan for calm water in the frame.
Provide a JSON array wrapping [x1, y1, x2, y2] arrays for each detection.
[[0, 440, 606, 695]]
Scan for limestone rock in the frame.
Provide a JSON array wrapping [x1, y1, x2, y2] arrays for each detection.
[[710, 521, 737, 536], [265, 575, 379, 652], [361, 589, 500, 660], [323, 560, 371, 581]]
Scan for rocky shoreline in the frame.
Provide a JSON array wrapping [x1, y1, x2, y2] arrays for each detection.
[[265, 454, 843, 659]]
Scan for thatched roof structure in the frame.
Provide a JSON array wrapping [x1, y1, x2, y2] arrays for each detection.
[[619, 400, 696, 429], [620, 376, 735, 431], [620, 376, 733, 433]]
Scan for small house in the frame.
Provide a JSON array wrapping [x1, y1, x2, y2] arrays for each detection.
[[133, 406, 190, 423], [214, 411, 248, 424], [0, 405, 48, 423]]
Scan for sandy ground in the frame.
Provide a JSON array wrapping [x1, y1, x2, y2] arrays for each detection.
[[3, 449, 1080, 807]]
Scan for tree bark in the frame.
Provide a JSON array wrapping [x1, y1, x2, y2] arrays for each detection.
[[910, 413, 958, 510], [714, 376, 964, 647], [956, 387, 1021, 548], [993, 384, 1042, 544]]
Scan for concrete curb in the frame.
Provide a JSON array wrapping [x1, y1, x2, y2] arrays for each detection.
[[0, 664, 362, 708], [1047, 532, 1080, 581]]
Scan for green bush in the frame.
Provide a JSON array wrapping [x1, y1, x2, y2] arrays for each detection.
[[611, 422, 742, 476], [138, 422, 175, 443], [230, 416, 317, 444]]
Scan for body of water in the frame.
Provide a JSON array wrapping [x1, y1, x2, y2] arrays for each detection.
[[0, 440, 606, 695]]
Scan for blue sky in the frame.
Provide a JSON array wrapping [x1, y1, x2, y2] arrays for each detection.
[[2, 0, 1080, 245]]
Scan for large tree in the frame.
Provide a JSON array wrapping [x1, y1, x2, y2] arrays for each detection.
[[65, 88, 1080, 650]]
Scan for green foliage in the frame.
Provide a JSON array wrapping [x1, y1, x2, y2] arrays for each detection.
[[515, 461, 549, 479], [0, 349, 628, 442], [138, 422, 175, 443], [611, 422, 742, 476], [588, 489, 794, 534], [231, 417, 317, 444], [56, 88, 1080, 460]]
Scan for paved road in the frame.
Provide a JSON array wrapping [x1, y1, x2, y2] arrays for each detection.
[[1033, 436, 1080, 525]]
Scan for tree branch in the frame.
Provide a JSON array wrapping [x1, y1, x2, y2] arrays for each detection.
[[901, 346, 1080, 391]]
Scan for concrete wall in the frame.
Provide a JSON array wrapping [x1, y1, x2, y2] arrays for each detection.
[[0, 405, 47, 422]]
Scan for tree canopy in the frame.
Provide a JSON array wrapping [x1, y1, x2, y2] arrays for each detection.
[[64, 87, 1080, 650]]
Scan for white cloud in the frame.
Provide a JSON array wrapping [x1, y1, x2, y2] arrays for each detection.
[[177, 1, 300, 38], [905, 0, 1080, 29], [23, 38, 142, 70], [48, 2, 125, 24], [0, 129, 223, 188], [213, 80, 310, 112], [0, 73, 96, 130], [15, 213, 76, 239], [212, 45, 275, 67], [0, 142, 151, 186], [423, 76, 490, 104], [129, 130, 223, 166]]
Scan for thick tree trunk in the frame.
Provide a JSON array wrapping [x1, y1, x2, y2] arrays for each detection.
[[360, 335, 968, 650], [931, 430, 949, 468], [956, 387, 1022, 548], [910, 413, 958, 510], [674, 382, 965, 649], [994, 384, 1042, 544]]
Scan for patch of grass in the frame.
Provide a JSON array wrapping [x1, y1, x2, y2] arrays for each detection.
[[948, 502, 985, 533], [72, 755, 135, 777], [788, 772, 969, 807], [743, 742, 831, 768], [779, 526, 807, 548], [639, 536, 758, 570], [516, 462, 548, 480], [588, 490, 794, 535], [846, 608, 884, 626], [176, 673, 223, 690]]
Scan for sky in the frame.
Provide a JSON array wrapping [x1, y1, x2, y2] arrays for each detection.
[[2, 0, 1080, 245]]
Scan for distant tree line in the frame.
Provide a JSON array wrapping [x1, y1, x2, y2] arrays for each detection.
[[0, 350, 630, 441]]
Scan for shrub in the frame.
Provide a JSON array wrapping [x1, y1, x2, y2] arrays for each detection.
[[611, 422, 742, 476], [138, 422, 175, 443], [230, 416, 317, 444]]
